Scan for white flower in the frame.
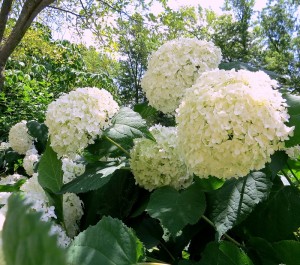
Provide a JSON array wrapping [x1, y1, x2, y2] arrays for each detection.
[[62, 157, 85, 184], [49, 224, 72, 248], [0, 173, 25, 185], [63, 193, 84, 238], [0, 142, 10, 151], [176, 69, 294, 179], [8, 121, 33, 154], [285, 145, 300, 160], [45, 87, 119, 158], [130, 125, 192, 191], [23, 147, 39, 176], [141, 38, 222, 113], [20, 173, 56, 221]]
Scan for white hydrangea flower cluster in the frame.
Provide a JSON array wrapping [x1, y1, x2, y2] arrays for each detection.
[[0, 173, 76, 248], [63, 193, 84, 238], [62, 157, 86, 184], [0, 142, 10, 151], [176, 69, 294, 179], [8, 121, 33, 154], [23, 147, 39, 176], [141, 38, 222, 113], [49, 224, 72, 248], [285, 145, 300, 160], [130, 125, 192, 191], [20, 174, 57, 221], [45, 87, 119, 158]]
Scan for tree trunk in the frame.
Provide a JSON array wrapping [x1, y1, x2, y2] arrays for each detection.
[[0, 0, 55, 92]]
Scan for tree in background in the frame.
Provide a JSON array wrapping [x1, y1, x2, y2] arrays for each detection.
[[0, 0, 55, 90], [258, 0, 300, 91]]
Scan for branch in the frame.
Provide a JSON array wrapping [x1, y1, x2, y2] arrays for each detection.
[[0, 0, 55, 65], [0, 0, 14, 44], [97, 0, 133, 20], [47, 4, 83, 18]]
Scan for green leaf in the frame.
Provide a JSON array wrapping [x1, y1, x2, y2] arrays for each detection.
[[131, 216, 164, 249], [207, 172, 272, 239], [194, 176, 224, 192], [283, 93, 300, 147], [38, 142, 63, 193], [241, 186, 300, 242], [248, 238, 300, 265], [84, 107, 154, 159], [264, 151, 288, 178], [273, 240, 300, 265], [0, 179, 26, 192], [133, 102, 158, 125], [2, 194, 67, 265], [37, 142, 63, 221], [26, 120, 48, 153], [105, 107, 155, 150], [67, 216, 145, 265], [146, 182, 206, 236], [60, 160, 126, 194], [199, 241, 254, 265]]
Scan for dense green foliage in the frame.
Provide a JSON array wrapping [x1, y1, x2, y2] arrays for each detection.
[[0, 23, 117, 141]]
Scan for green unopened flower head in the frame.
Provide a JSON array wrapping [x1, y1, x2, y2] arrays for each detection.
[[130, 125, 192, 191]]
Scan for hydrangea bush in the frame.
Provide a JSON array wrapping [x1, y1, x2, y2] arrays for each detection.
[[1, 38, 300, 264]]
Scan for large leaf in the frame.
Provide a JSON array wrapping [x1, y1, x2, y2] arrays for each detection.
[[38, 142, 63, 193], [67, 216, 145, 265], [146, 182, 206, 236], [79, 170, 140, 229], [207, 172, 272, 239], [105, 107, 155, 150], [283, 93, 300, 147], [248, 237, 300, 265], [133, 102, 158, 125], [38, 142, 63, 221], [60, 160, 126, 194], [264, 151, 288, 178], [240, 186, 300, 242], [26, 120, 48, 153], [2, 194, 67, 265], [199, 241, 254, 265], [130, 215, 164, 249], [84, 107, 154, 159], [273, 240, 300, 265]]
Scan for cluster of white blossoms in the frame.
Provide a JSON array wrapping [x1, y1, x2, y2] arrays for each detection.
[[63, 193, 84, 238], [141, 38, 222, 113], [20, 174, 57, 222], [45, 87, 119, 158], [62, 157, 86, 184], [130, 125, 192, 191], [23, 147, 39, 176], [0, 142, 10, 151], [285, 145, 300, 160], [8, 121, 33, 154], [176, 69, 294, 179]]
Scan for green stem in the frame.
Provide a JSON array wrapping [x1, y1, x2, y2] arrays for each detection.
[[280, 170, 294, 186], [159, 241, 176, 261], [286, 162, 300, 185], [201, 215, 243, 248], [103, 135, 131, 157]]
